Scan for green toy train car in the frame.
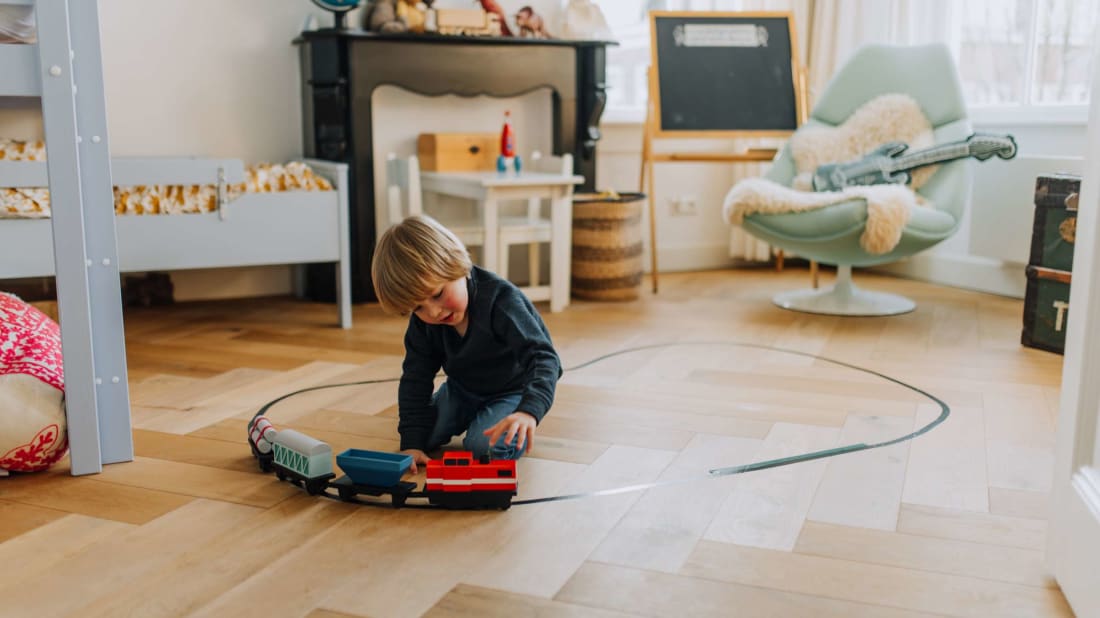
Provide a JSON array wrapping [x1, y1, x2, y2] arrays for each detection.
[[271, 428, 335, 495]]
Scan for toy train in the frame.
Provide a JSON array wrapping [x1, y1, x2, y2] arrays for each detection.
[[247, 415, 517, 509], [425, 450, 516, 510]]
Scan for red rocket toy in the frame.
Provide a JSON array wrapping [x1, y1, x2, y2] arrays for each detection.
[[497, 110, 522, 174], [478, 0, 513, 36]]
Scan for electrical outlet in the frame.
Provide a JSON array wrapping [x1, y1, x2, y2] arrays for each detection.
[[668, 195, 698, 216], [678, 195, 698, 215]]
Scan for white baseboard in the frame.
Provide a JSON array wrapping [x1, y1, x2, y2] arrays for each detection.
[[870, 253, 1027, 299], [650, 245, 1028, 300]]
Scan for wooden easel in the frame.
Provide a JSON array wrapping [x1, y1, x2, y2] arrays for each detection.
[[640, 11, 808, 293]]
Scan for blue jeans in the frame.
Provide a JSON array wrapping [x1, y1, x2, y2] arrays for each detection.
[[427, 380, 527, 460]]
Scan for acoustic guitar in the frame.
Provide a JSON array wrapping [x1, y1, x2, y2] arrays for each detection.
[[812, 132, 1018, 192]]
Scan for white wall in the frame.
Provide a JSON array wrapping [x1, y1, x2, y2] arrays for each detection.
[[0, 0, 325, 159]]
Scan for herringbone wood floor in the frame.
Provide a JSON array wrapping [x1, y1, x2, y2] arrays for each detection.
[[0, 268, 1073, 617]]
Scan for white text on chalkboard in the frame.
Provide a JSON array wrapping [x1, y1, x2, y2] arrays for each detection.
[[674, 24, 768, 48]]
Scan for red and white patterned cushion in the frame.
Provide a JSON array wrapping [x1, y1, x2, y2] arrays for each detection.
[[0, 293, 67, 473]]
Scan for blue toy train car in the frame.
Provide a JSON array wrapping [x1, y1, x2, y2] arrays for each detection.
[[331, 448, 418, 507]]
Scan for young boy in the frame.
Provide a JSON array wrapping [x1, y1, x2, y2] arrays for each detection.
[[371, 214, 562, 473]]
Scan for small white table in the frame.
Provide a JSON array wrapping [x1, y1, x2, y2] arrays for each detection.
[[419, 170, 583, 312]]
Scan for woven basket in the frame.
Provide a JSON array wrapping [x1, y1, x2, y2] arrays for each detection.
[[571, 192, 646, 301]]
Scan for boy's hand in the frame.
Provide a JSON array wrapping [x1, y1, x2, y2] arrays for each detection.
[[483, 411, 537, 452], [400, 449, 431, 474]]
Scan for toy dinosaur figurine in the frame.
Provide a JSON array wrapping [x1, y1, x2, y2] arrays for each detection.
[[477, 0, 512, 36]]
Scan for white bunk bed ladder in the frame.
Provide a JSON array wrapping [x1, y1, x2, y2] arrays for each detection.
[[2, 0, 134, 474]]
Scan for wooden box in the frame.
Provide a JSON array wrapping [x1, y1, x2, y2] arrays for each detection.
[[417, 133, 497, 172], [1030, 173, 1080, 271], [1021, 265, 1071, 354]]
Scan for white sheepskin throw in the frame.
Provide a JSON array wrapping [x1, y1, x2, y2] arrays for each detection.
[[0, 292, 67, 474], [723, 93, 936, 254], [726, 179, 917, 255]]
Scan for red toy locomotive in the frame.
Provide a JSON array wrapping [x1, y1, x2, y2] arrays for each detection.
[[425, 450, 517, 510]]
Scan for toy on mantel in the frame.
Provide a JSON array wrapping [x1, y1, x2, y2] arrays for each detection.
[[396, 0, 427, 33], [562, 0, 612, 40], [364, 0, 426, 33], [515, 6, 552, 39], [477, 0, 513, 36], [497, 110, 522, 174], [311, 0, 361, 29], [436, 7, 501, 36]]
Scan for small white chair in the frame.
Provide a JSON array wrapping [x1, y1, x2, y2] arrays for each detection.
[[384, 154, 485, 250], [385, 152, 576, 311]]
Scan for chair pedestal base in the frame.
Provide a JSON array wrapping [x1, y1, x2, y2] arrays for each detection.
[[772, 265, 915, 316]]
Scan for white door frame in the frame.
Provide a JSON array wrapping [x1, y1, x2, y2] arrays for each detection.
[[1046, 35, 1100, 617]]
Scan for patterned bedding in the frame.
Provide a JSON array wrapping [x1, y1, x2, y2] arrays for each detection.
[[0, 139, 334, 219]]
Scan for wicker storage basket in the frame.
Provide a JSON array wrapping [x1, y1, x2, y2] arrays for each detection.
[[571, 192, 646, 301]]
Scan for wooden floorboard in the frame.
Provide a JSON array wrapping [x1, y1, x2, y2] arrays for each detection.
[[0, 269, 1072, 617]]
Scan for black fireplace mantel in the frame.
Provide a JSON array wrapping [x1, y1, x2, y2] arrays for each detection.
[[297, 28, 613, 303]]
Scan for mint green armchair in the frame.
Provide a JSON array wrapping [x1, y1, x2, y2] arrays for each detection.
[[742, 44, 971, 315]]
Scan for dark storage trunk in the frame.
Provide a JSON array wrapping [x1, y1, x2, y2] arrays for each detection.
[[1022, 173, 1079, 354], [1029, 173, 1080, 272], [1021, 265, 1071, 355]]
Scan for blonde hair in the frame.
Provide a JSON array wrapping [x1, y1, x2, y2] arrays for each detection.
[[372, 214, 472, 315]]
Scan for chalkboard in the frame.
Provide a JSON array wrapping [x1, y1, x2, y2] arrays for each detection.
[[649, 12, 802, 136]]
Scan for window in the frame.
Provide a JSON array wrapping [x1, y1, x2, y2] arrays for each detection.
[[604, 2, 653, 120], [951, 0, 1097, 112]]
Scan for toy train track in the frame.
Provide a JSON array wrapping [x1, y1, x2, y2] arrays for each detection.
[[248, 341, 954, 511]]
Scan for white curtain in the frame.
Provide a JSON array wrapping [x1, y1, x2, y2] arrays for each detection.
[[805, 0, 954, 100]]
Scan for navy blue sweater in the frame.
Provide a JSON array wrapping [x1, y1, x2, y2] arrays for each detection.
[[397, 267, 562, 451]]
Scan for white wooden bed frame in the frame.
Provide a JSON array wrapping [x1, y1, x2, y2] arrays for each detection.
[[0, 156, 353, 328]]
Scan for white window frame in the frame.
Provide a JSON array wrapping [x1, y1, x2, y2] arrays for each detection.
[[955, 0, 1093, 126]]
